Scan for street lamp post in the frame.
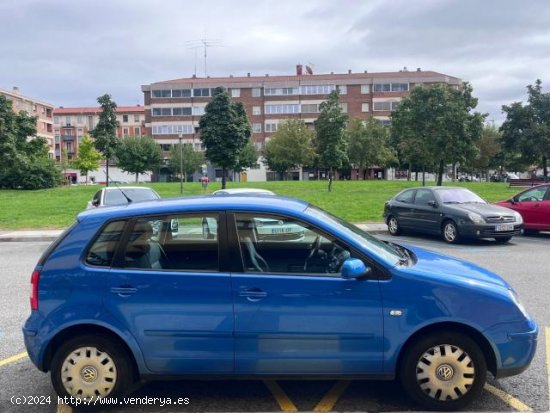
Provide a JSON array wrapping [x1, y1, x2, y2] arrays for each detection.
[[178, 134, 183, 194]]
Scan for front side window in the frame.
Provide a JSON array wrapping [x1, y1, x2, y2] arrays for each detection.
[[414, 189, 436, 205], [518, 187, 547, 202], [234, 213, 351, 276], [86, 221, 126, 267], [122, 215, 219, 271]]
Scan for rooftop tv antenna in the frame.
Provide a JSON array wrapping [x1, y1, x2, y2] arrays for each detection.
[[185, 37, 222, 77]]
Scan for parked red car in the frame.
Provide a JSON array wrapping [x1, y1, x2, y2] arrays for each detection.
[[496, 184, 550, 233]]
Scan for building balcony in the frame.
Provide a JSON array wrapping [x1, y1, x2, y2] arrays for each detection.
[[62, 135, 76, 141]]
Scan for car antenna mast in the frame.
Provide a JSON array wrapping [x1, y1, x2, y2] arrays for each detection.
[[104, 171, 133, 203]]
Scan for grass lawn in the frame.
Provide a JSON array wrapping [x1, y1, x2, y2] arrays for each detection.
[[0, 180, 519, 230]]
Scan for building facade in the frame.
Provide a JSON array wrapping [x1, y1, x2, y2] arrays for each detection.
[[0, 86, 55, 158], [52, 105, 146, 162], [142, 68, 462, 181]]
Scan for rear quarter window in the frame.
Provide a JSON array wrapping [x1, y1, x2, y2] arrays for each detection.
[[85, 220, 127, 267]]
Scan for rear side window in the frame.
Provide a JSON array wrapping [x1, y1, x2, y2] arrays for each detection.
[[86, 221, 126, 267]]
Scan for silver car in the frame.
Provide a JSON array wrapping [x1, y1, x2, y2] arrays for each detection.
[[87, 186, 160, 209]]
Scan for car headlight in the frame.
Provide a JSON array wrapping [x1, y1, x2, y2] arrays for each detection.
[[468, 212, 485, 224], [508, 289, 529, 319], [513, 211, 523, 224]]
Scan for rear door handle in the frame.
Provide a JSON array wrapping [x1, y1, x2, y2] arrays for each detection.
[[110, 286, 138, 297], [239, 288, 267, 302]]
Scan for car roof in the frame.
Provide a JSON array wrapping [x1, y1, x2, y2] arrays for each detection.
[[213, 188, 275, 195], [102, 186, 155, 191], [78, 195, 309, 222]]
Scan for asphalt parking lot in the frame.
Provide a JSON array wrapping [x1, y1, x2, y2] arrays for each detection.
[[1, 233, 549, 412]]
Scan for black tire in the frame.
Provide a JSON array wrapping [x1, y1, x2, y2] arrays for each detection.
[[399, 332, 487, 411], [494, 236, 512, 243], [387, 215, 402, 236], [441, 220, 460, 244], [51, 334, 133, 406]]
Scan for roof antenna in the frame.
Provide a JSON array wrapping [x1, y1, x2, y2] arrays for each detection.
[[103, 170, 133, 204], [185, 36, 223, 77]]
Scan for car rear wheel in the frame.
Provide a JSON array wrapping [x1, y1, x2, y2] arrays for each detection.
[[494, 236, 512, 243], [387, 216, 402, 236], [400, 332, 486, 411], [51, 335, 132, 404], [442, 221, 460, 244]]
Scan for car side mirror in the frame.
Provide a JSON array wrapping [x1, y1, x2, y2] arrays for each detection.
[[508, 198, 516, 204], [428, 200, 438, 208], [341, 258, 371, 280]]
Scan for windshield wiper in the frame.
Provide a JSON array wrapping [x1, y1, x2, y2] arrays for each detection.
[[385, 241, 411, 265], [443, 201, 462, 204]]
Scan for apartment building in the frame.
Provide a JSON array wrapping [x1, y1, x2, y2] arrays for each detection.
[[52, 105, 145, 162], [141, 67, 462, 181], [0, 86, 55, 158]]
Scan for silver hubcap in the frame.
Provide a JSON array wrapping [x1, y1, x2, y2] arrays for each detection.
[[416, 344, 475, 401], [444, 224, 456, 241], [61, 346, 117, 400], [389, 218, 398, 233]]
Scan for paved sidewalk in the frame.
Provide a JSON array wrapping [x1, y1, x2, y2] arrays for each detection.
[[0, 223, 388, 242]]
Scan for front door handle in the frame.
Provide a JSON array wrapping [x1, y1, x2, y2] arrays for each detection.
[[239, 287, 267, 302], [110, 286, 138, 297]]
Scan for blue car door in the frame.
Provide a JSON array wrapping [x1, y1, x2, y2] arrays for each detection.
[[103, 213, 234, 374], [229, 212, 384, 375]]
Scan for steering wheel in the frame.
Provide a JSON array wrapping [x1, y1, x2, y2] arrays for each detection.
[[304, 235, 322, 271]]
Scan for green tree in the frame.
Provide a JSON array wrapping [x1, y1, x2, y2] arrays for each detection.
[[234, 139, 259, 176], [501, 79, 550, 181], [92, 94, 119, 186], [391, 83, 485, 186], [199, 87, 250, 189], [467, 123, 501, 179], [0, 95, 60, 189], [73, 134, 102, 183], [264, 120, 315, 180], [347, 117, 396, 180], [115, 136, 162, 183], [314, 90, 348, 191], [169, 143, 205, 181]]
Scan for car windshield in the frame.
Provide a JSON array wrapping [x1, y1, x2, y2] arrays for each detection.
[[304, 206, 402, 266], [436, 188, 486, 204], [104, 188, 159, 206]]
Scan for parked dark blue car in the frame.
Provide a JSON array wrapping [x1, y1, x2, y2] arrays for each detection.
[[23, 195, 537, 410]]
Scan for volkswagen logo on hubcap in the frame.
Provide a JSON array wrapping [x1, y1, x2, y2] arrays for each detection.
[[436, 364, 454, 381], [80, 366, 98, 382]]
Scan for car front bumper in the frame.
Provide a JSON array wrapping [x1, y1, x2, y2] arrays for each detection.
[[458, 222, 523, 239]]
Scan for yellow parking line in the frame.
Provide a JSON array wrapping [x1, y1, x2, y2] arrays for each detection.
[[546, 326, 550, 412], [313, 380, 350, 412], [0, 351, 28, 367], [263, 380, 298, 412], [484, 383, 532, 411]]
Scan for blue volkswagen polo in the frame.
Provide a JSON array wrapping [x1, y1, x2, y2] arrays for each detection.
[[23, 195, 537, 410]]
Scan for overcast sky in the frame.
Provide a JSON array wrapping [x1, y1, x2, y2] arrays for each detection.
[[1, 0, 549, 123]]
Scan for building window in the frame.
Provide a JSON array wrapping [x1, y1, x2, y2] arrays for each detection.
[[252, 88, 261, 97], [123, 128, 129, 136], [152, 124, 194, 135], [301, 104, 319, 114], [252, 123, 262, 133], [192, 106, 205, 116], [361, 84, 370, 94], [152, 108, 173, 116], [300, 85, 335, 95], [152, 90, 172, 98], [172, 107, 192, 116], [76, 115, 83, 124], [337, 85, 347, 95], [252, 106, 261, 115], [264, 104, 300, 114], [231, 88, 241, 98], [373, 83, 409, 92], [264, 87, 299, 96], [193, 88, 210, 97], [134, 114, 140, 122], [122, 114, 129, 122], [172, 89, 191, 98], [87, 116, 94, 130], [65, 116, 72, 126], [373, 101, 399, 111], [134, 127, 141, 136], [340, 103, 348, 113], [361, 103, 370, 112], [53, 116, 59, 124], [265, 122, 279, 133]]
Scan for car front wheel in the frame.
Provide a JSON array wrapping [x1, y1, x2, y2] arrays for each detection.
[[387, 216, 402, 236], [400, 332, 487, 411], [51, 334, 133, 404], [442, 221, 460, 244]]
